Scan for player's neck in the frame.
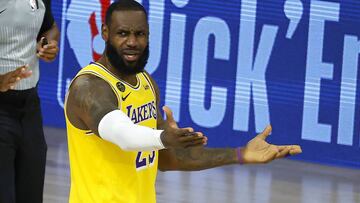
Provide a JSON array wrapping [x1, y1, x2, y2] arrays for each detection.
[[97, 56, 138, 86]]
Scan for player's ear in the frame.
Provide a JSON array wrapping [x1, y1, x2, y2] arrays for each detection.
[[102, 24, 109, 42]]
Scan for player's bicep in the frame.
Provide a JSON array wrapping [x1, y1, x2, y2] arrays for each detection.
[[66, 75, 118, 134]]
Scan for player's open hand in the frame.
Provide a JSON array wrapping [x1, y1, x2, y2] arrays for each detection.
[[241, 125, 302, 164], [160, 106, 207, 148], [0, 65, 32, 92], [37, 37, 59, 62]]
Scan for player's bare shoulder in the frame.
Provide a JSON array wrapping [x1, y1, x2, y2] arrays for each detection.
[[66, 74, 118, 132], [67, 74, 107, 108]]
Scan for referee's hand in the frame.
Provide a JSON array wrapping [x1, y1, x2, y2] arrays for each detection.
[[36, 37, 59, 62], [0, 65, 32, 92]]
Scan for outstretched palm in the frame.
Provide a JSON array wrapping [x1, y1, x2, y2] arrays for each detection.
[[241, 125, 302, 164], [160, 106, 207, 148]]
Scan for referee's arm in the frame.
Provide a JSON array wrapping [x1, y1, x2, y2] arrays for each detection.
[[36, 0, 60, 62]]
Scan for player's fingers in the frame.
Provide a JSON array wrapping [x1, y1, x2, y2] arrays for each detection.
[[178, 132, 203, 142], [276, 145, 287, 151], [256, 125, 272, 140], [163, 106, 173, 119], [185, 138, 207, 148], [262, 145, 278, 163], [179, 127, 194, 133], [183, 133, 205, 141], [275, 147, 291, 159], [277, 145, 302, 155], [289, 145, 302, 155], [182, 133, 208, 145], [202, 137, 208, 145], [263, 151, 277, 163], [163, 106, 178, 128], [203, 135, 208, 142]]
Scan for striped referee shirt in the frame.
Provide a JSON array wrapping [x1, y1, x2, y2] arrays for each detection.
[[0, 0, 54, 90]]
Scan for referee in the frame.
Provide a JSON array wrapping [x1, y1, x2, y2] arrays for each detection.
[[0, 0, 59, 202]]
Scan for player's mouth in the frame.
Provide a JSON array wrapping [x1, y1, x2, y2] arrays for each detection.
[[123, 54, 139, 62], [122, 50, 140, 62]]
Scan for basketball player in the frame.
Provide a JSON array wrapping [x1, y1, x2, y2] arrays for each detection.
[[64, 1, 302, 202]]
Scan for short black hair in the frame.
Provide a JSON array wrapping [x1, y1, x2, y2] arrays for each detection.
[[105, 0, 147, 26]]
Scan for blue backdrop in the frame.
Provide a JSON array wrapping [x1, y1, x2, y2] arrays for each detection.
[[39, 0, 360, 168]]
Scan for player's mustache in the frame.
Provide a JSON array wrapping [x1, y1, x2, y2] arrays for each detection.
[[121, 49, 141, 55]]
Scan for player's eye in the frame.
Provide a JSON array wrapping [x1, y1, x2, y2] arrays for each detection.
[[118, 31, 128, 37], [136, 31, 145, 36]]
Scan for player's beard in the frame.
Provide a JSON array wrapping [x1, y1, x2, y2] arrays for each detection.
[[106, 41, 149, 75]]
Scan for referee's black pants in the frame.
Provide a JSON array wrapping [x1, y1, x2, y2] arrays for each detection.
[[0, 87, 47, 203]]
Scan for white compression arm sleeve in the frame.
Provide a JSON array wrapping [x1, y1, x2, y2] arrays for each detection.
[[98, 110, 165, 151]]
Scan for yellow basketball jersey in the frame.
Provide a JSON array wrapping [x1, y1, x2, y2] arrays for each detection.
[[65, 62, 159, 203]]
